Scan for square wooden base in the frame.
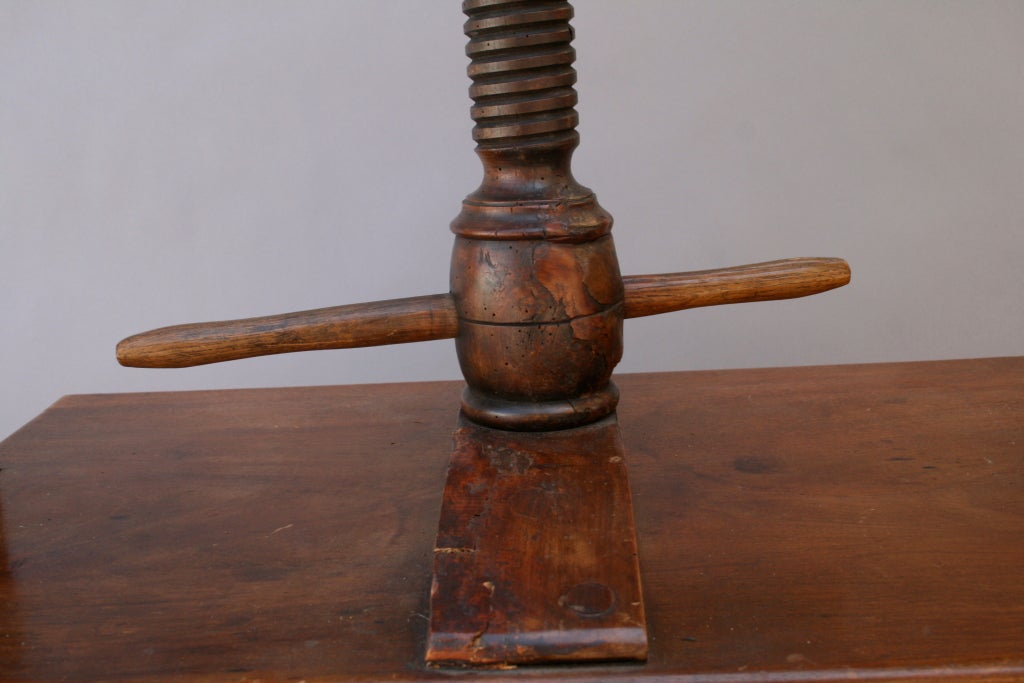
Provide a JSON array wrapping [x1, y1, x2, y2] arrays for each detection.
[[426, 414, 647, 666]]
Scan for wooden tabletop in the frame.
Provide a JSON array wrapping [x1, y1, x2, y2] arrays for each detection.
[[1, 358, 1022, 682]]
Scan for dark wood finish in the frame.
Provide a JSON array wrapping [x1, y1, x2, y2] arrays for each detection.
[[1, 358, 1022, 681], [419, 0, 624, 431], [110, 0, 853, 668], [426, 415, 646, 665], [115, 0, 850, 433]]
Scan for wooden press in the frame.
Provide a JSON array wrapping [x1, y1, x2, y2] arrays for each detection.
[[118, 0, 849, 668]]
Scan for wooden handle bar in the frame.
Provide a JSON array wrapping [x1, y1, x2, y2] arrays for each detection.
[[622, 256, 850, 319], [116, 257, 849, 368], [116, 294, 459, 369]]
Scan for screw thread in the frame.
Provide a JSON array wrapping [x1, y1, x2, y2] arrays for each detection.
[[463, 0, 578, 148]]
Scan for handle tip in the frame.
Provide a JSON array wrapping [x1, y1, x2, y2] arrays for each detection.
[[116, 335, 158, 368]]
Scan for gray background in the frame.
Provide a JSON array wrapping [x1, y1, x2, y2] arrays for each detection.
[[3, 1, 1022, 440]]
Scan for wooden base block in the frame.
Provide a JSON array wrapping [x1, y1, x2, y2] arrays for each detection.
[[426, 414, 648, 666]]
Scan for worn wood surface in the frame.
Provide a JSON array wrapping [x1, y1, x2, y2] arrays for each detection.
[[115, 259, 848, 371], [116, 294, 459, 369], [622, 258, 850, 319], [115, 0, 848, 436], [1, 358, 1022, 681], [426, 415, 646, 665]]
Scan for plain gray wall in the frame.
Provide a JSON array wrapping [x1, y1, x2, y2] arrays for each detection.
[[3, 1, 1022, 440]]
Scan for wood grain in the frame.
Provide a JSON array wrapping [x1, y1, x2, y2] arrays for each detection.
[[116, 258, 849, 370], [622, 257, 851, 319], [426, 415, 646, 665], [1, 358, 1022, 681], [116, 293, 458, 368]]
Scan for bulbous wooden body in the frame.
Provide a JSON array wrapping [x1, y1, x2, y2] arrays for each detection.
[[451, 164, 624, 429], [451, 1, 626, 430]]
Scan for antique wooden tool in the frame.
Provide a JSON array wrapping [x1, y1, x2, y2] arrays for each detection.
[[118, 0, 849, 668]]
